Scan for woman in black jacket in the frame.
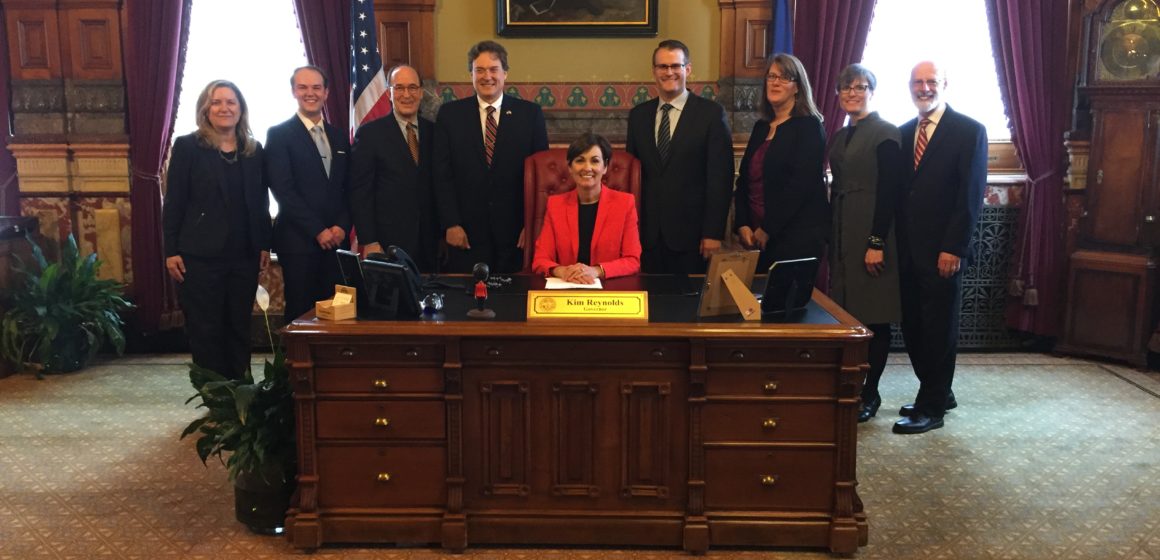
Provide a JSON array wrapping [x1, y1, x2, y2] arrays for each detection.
[[162, 79, 271, 379], [733, 53, 829, 273]]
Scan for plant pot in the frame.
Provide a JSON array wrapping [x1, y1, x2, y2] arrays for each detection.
[[234, 466, 295, 535], [44, 326, 91, 374]]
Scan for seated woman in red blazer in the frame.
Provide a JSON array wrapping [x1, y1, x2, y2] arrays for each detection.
[[532, 133, 641, 284]]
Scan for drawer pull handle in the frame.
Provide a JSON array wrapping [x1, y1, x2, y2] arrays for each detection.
[[763, 381, 779, 393], [340, 347, 355, 358], [762, 418, 778, 429], [372, 379, 389, 389], [374, 418, 391, 427], [731, 350, 745, 360], [651, 349, 665, 359], [487, 347, 502, 357], [405, 348, 419, 358], [760, 475, 777, 486], [377, 473, 392, 483], [799, 349, 813, 359]]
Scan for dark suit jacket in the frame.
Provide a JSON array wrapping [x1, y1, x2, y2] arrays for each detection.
[[162, 133, 271, 258], [625, 91, 733, 252], [433, 95, 549, 254], [733, 115, 829, 260], [897, 105, 988, 269], [265, 115, 350, 255], [531, 187, 642, 279], [349, 112, 437, 269]]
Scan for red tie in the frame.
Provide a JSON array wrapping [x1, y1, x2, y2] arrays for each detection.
[[913, 118, 931, 169], [484, 106, 497, 166]]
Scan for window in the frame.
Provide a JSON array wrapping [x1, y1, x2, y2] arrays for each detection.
[[858, 0, 1010, 141], [172, 0, 309, 216]]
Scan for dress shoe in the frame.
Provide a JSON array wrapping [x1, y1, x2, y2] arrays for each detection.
[[858, 395, 881, 423], [898, 391, 957, 417], [892, 413, 944, 434]]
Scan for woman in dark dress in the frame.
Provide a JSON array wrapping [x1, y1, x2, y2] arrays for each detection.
[[163, 80, 271, 379], [828, 64, 904, 422], [733, 53, 828, 274]]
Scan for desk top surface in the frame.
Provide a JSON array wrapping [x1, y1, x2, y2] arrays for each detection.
[[284, 274, 870, 342]]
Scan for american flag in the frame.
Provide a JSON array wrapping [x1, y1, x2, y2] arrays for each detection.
[[350, 0, 392, 132]]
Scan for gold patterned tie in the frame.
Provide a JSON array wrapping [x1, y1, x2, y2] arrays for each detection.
[[484, 106, 497, 166], [406, 123, 419, 164]]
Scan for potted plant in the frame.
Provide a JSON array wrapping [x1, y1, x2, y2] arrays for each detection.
[[0, 233, 131, 377], [181, 285, 296, 534]]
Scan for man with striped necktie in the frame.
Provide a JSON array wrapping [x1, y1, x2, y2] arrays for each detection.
[[894, 61, 988, 435], [349, 64, 439, 271], [433, 40, 549, 273]]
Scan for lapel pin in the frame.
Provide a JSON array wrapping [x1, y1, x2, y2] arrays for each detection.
[[505, 110, 512, 115]]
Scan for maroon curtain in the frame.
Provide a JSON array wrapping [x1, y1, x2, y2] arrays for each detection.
[[0, 7, 17, 215], [292, 0, 351, 134], [986, 0, 1070, 336], [792, 0, 878, 141], [124, 0, 192, 332]]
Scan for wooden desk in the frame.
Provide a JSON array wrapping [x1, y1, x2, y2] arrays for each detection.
[[282, 276, 870, 554]]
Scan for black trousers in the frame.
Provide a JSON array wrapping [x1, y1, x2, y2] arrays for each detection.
[[641, 236, 706, 274], [179, 254, 260, 380], [898, 253, 962, 417], [279, 249, 343, 323], [446, 237, 522, 274]]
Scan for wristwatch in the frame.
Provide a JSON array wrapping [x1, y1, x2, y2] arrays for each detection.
[[867, 235, 885, 250]]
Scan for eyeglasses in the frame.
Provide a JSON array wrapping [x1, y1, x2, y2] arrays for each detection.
[[765, 73, 796, 84], [911, 79, 942, 88], [392, 84, 422, 94], [653, 63, 687, 73], [839, 84, 871, 94]]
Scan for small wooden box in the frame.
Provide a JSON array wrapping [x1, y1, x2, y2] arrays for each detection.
[[315, 285, 357, 321]]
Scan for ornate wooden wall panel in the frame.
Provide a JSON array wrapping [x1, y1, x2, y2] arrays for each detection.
[[376, 0, 435, 80], [5, 7, 61, 79], [60, 7, 121, 80]]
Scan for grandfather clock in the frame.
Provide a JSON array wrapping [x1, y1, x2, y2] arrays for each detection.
[[1060, 0, 1160, 366]]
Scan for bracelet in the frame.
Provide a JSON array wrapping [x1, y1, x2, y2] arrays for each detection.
[[867, 235, 885, 250], [597, 264, 605, 279]]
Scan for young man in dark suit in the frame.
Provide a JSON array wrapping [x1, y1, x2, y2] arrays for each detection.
[[625, 39, 734, 274], [433, 40, 549, 273], [349, 64, 438, 270], [265, 65, 351, 323], [893, 61, 988, 434]]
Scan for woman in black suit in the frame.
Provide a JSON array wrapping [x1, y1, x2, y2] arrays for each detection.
[[163, 80, 271, 379], [733, 53, 828, 273]]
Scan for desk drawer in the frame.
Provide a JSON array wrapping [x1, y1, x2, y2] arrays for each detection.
[[705, 345, 838, 365], [312, 342, 444, 365], [705, 369, 836, 397], [703, 402, 834, 442], [462, 339, 687, 365], [314, 367, 443, 394], [316, 400, 445, 440], [704, 448, 833, 510], [317, 445, 446, 508]]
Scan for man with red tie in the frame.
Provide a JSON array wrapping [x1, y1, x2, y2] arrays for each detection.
[[893, 61, 988, 434], [433, 41, 549, 273]]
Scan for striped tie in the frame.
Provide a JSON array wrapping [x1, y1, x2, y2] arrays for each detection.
[[484, 106, 497, 166], [913, 118, 931, 169], [406, 122, 419, 164], [657, 103, 673, 162]]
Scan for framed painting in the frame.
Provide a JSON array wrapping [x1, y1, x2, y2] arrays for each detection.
[[497, 0, 658, 37]]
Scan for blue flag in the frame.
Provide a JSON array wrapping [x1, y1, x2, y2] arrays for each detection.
[[771, 0, 793, 54]]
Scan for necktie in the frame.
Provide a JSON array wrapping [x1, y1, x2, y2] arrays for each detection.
[[484, 106, 497, 166], [406, 122, 419, 164], [312, 124, 331, 177], [913, 118, 931, 169], [657, 103, 673, 162]]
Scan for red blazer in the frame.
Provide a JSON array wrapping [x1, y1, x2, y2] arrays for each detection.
[[532, 187, 641, 278]]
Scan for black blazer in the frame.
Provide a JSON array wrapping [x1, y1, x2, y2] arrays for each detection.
[[897, 105, 988, 267], [162, 133, 271, 258], [625, 92, 733, 252], [733, 115, 829, 260], [265, 115, 350, 255], [348, 112, 437, 268], [433, 95, 549, 248]]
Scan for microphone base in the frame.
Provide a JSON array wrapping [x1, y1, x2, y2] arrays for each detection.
[[467, 308, 496, 319]]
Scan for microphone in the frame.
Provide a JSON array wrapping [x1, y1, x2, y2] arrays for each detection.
[[467, 262, 495, 319]]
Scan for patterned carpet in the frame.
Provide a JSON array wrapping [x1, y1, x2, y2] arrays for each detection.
[[0, 353, 1156, 560]]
